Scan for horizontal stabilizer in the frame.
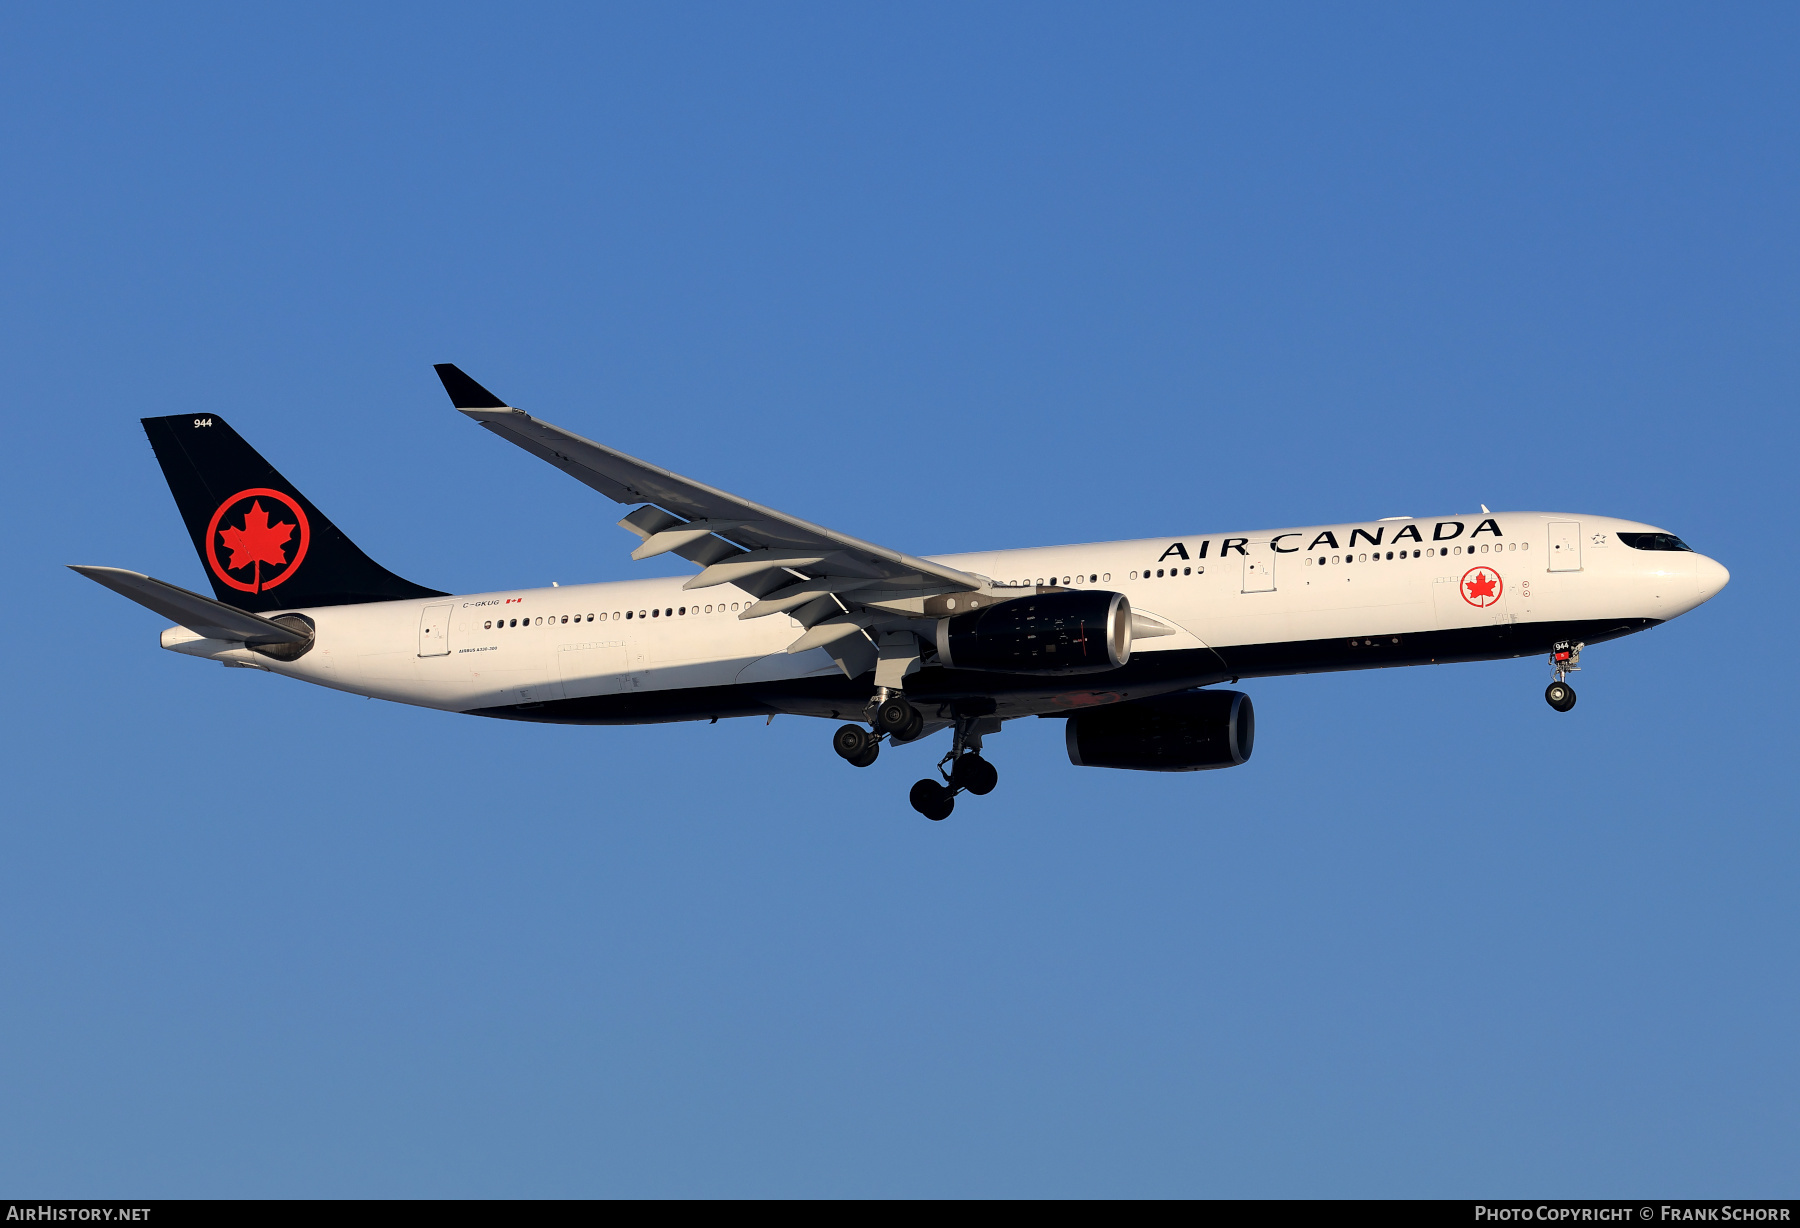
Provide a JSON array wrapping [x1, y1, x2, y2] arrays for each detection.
[[69, 566, 312, 645]]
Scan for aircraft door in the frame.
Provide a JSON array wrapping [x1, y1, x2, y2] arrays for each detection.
[[417, 603, 452, 657], [557, 639, 628, 699], [1548, 521, 1581, 571], [1241, 543, 1275, 593]]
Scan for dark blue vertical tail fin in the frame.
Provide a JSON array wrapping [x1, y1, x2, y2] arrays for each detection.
[[142, 413, 444, 613]]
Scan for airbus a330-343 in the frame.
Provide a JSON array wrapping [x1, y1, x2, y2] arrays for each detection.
[[75, 365, 1729, 820]]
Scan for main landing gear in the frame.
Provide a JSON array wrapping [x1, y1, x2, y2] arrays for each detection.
[[875, 695, 925, 743], [830, 693, 1002, 821], [832, 694, 927, 769], [912, 704, 999, 821], [1545, 641, 1582, 712], [831, 723, 880, 767], [907, 750, 1000, 820]]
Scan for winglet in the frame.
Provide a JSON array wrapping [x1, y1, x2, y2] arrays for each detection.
[[433, 364, 508, 409]]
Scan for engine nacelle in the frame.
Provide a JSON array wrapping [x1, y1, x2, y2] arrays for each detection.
[[935, 591, 1131, 675], [1065, 689, 1254, 772]]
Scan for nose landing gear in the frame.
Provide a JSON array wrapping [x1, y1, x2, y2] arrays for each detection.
[[1545, 641, 1582, 712]]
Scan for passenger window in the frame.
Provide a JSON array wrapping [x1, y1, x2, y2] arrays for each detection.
[[626, 611, 633, 619], [1089, 574, 1097, 583], [1102, 573, 1110, 582], [484, 620, 492, 629], [1521, 542, 1529, 551], [1129, 571, 1138, 580]]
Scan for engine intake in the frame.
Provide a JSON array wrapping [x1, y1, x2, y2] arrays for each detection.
[[1066, 689, 1254, 772], [936, 591, 1130, 675]]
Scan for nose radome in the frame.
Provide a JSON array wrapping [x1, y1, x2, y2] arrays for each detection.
[[1696, 556, 1730, 604]]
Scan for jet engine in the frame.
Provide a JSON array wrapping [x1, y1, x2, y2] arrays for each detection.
[[1065, 689, 1254, 772], [934, 590, 1131, 675]]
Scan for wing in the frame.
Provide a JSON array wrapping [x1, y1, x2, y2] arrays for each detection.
[[435, 365, 997, 679]]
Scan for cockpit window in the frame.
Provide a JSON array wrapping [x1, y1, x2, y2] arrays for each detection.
[[1618, 532, 1693, 552]]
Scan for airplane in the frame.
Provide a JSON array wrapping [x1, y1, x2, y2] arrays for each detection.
[[73, 364, 1730, 820]]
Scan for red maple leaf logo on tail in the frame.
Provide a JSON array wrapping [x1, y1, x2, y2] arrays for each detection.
[[218, 499, 295, 588], [1465, 571, 1498, 601]]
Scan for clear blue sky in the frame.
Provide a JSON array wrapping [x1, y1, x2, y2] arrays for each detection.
[[2, 3, 1795, 1197]]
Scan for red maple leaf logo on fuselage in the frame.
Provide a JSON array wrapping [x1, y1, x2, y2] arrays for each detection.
[[1465, 571, 1498, 601], [218, 500, 295, 585]]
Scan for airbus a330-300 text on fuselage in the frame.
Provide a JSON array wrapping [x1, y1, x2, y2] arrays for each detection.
[[75, 365, 1729, 819]]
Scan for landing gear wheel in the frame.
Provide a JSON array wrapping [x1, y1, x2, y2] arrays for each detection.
[[949, 753, 998, 796], [1545, 681, 1577, 712], [847, 745, 879, 768], [876, 697, 922, 741], [833, 723, 876, 762], [909, 779, 954, 821]]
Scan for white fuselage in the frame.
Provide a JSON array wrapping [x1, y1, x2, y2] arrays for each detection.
[[161, 511, 1728, 720]]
